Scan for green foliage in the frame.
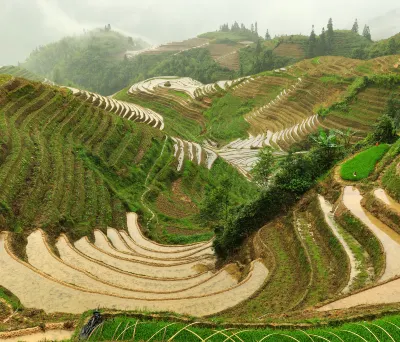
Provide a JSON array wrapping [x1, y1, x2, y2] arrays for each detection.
[[386, 93, 400, 128], [341, 144, 390, 180], [22, 29, 148, 95], [251, 147, 275, 187], [204, 92, 252, 143], [199, 177, 233, 226], [373, 115, 397, 143], [318, 75, 400, 117], [0, 286, 22, 311], [82, 313, 400, 341], [351, 19, 359, 34], [239, 45, 295, 76], [382, 157, 400, 201], [214, 142, 341, 257]]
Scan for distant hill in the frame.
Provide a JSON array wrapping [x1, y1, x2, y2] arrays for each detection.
[[22, 28, 149, 95], [21, 26, 400, 96], [368, 8, 400, 40]]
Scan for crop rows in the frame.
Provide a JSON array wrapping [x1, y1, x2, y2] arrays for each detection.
[[0, 211, 269, 316], [171, 137, 217, 171], [67, 87, 164, 130]]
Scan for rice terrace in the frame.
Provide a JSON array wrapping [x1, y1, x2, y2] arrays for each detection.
[[1, 1, 400, 341]]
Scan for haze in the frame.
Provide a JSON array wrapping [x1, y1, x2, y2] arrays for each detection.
[[0, 0, 399, 65]]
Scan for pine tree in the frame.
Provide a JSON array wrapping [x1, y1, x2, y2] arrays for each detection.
[[326, 18, 334, 53], [362, 25, 372, 41], [319, 27, 327, 56], [255, 22, 258, 35], [351, 19, 359, 34], [308, 25, 317, 58], [265, 29, 271, 40], [388, 38, 397, 54], [251, 23, 254, 33], [255, 39, 262, 55]]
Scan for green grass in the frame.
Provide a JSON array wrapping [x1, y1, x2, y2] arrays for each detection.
[[341, 144, 390, 180], [382, 156, 400, 201], [168, 89, 191, 100], [0, 286, 22, 311], [79, 313, 400, 341], [114, 88, 203, 142], [204, 92, 252, 144]]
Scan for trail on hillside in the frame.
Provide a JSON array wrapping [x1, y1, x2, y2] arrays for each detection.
[[141, 135, 169, 227]]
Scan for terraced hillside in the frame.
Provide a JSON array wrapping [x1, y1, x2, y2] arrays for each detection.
[[119, 56, 399, 177], [0, 212, 268, 316], [2, 33, 400, 340], [0, 75, 255, 249], [0, 66, 54, 85]]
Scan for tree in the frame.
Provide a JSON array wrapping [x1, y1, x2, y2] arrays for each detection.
[[388, 38, 397, 54], [362, 25, 372, 41], [351, 19, 359, 34], [332, 128, 357, 149], [308, 25, 317, 58], [373, 115, 397, 143], [326, 18, 334, 53], [318, 27, 327, 56], [251, 147, 275, 187], [200, 177, 233, 225], [385, 94, 400, 128], [255, 39, 262, 55], [251, 23, 254, 33], [255, 22, 258, 35], [265, 30, 271, 40]]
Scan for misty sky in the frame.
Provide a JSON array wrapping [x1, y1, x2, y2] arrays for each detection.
[[0, 0, 399, 65]]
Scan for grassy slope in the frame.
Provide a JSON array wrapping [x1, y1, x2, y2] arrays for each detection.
[[0, 66, 45, 83], [0, 77, 256, 248], [341, 144, 390, 180], [114, 87, 203, 142], [382, 155, 400, 201]]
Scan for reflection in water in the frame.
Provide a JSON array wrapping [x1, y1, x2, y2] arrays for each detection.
[[318, 195, 359, 293], [343, 186, 400, 281], [374, 188, 400, 214]]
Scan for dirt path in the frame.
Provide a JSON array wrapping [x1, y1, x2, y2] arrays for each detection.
[[343, 186, 400, 281], [318, 195, 359, 293]]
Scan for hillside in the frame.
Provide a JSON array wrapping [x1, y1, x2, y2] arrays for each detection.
[[1, 70, 400, 338], [2, 24, 400, 341], [22, 28, 149, 95], [20, 26, 400, 97]]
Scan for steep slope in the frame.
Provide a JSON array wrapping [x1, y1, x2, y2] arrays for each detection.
[[22, 28, 149, 95], [0, 76, 256, 250]]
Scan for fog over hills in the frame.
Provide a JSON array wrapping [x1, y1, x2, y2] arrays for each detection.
[[0, 0, 398, 65]]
